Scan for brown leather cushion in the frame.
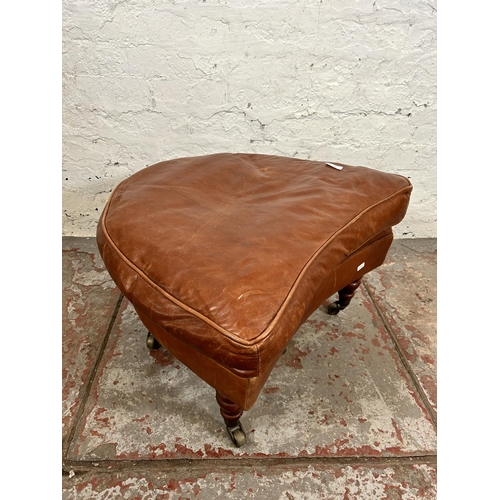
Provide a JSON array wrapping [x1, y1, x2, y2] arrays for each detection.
[[97, 153, 411, 379]]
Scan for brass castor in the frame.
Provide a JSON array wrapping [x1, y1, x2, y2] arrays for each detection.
[[216, 391, 246, 447], [226, 421, 246, 448], [327, 279, 362, 315], [327, 301, 343, 315], [146, 331, 161, 350]]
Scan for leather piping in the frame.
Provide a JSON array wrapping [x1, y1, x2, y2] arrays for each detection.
[[101, 179, 411, 346]]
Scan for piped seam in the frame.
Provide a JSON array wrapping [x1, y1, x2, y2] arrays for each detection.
[[101, 183, 412, 347]]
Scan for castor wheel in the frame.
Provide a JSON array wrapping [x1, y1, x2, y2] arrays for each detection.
[[226, 421, 246, 448], [327, 279, 362, 315], [327, 301, 343, 315], [146, 332, 161, 350]]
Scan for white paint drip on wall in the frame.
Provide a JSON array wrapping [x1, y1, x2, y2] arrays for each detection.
[[63, 0, 436, 238]]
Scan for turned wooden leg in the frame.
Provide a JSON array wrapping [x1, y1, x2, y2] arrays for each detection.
[[216, 391, 246, 447], [327, 278, 362, 315]]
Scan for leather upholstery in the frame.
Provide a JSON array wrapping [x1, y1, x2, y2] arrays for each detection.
[[97, 153, 412, 409]]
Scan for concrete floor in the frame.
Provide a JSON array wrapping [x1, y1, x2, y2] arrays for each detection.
[[62, 237, 437, 499]]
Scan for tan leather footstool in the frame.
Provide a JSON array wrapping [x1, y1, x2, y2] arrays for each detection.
[[97, 153, 412, 447]]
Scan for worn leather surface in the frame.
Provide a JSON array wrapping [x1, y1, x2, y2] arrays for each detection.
[[97, 153, 412, 387]]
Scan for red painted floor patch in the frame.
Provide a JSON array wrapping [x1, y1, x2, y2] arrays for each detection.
[[63, 237, 436, 498], [364, 240, 437, 411], [63, 463, 437, 499], [62, 238, 121, 440], [67, 287, 435, 460]]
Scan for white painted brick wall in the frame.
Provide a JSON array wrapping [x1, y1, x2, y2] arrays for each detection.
[[62, 0, 436, 238]]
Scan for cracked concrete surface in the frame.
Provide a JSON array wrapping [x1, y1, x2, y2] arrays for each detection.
[[62, 237, 437, 498]]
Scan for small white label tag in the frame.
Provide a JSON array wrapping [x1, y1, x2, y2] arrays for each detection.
[[357, 262, 365, 272], [326, 162, 343, 170]]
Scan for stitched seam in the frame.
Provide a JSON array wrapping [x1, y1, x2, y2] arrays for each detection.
[[102, 184, 411, 346], [250, 184, 412, 343], [102, 216, 239, 340], [136, 306, 259, 378]]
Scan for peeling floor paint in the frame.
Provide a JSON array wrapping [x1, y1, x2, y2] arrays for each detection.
[[63, 237, 437, 498], [364, 240, 437, 411], [67, 282, 435, 460], [62, 463, 437, 499], [62, 238, 121, 440]]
